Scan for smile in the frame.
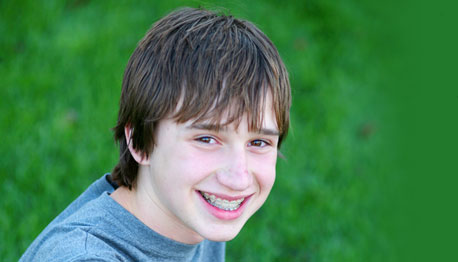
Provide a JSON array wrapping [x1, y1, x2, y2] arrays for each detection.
[[200, 191, 245, 211]]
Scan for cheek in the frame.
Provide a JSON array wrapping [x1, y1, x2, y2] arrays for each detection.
[[170, 147, 223, 183], [252, 153, 277, 190]]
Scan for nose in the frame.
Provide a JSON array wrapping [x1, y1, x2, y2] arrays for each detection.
[[216, 150, 253, 191]]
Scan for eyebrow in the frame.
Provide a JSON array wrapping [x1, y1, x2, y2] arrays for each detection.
[[187, 123, 280, 136]]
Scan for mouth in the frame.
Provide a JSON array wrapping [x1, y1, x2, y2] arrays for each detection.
[[197, 190, 253, 220], [199, 191, 245, 211]]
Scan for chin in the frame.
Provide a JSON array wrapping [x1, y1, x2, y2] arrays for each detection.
[[200, 225, 244, 242], [204, 233, 238, 242]]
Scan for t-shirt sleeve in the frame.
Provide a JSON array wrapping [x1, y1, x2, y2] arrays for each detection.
[[68, 254, 121, 262]]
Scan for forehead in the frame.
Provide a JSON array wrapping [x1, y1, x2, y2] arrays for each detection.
[[176, 91, 278, 133], [187, 113, 278, 137]]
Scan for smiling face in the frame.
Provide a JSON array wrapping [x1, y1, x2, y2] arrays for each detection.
[[123, 97, 279, 244]]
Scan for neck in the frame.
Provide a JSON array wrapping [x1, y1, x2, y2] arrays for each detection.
[[110, 180, 204, 245]]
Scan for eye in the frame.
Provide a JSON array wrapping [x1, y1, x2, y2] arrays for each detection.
[[195, 136, 218, 144], [248, 139, 270, 148]]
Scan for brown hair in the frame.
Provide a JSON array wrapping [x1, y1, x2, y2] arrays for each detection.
[[112, 7, 291, 189]]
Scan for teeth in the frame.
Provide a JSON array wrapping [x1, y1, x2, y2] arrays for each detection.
[[201, 192, 245, 211]]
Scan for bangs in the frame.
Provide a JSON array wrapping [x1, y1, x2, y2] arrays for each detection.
[[172, 79, 271, 133], [151, 9, 288, 134]]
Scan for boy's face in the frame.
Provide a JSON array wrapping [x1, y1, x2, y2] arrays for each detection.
[[138, 96, 279, 243]]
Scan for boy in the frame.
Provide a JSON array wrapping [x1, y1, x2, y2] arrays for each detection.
[[21, 7, 291, 261]]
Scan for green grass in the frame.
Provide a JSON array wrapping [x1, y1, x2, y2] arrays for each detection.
[[0, 0, 390, 261]]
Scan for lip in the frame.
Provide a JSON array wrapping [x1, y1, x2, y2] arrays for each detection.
[[196, 190, 252, 220], [199, 191, 251, 201]]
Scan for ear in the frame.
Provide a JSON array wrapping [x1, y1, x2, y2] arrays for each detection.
[[125, 125, 149, 165]]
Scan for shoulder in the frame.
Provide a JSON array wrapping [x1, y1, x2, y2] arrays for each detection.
[[20, 177, 125, 261], [20, 226, 128, 262]]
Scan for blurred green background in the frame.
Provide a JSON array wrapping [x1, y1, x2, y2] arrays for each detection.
[[0, 0, 399, 261]]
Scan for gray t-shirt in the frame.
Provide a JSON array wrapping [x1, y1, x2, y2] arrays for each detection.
[[20, 174, 225, 262]]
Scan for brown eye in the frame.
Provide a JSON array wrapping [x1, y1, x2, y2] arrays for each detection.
[[249, 140, 269, 148], [196, 136, 217, 144]]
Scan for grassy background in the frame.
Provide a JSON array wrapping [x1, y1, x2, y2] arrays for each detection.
[[0, 0, 392, 261]]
